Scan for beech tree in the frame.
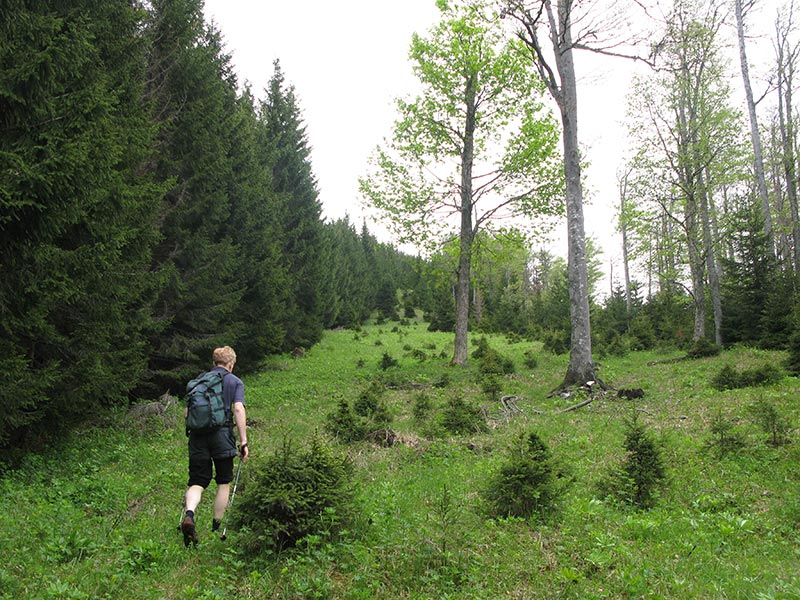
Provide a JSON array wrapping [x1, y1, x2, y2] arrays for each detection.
[[625, 0, 747, 344], [361, 0, 562, 366], [501, 0, 641, 389], [773, 5, 800, 274], [735, 0, 775, 260]]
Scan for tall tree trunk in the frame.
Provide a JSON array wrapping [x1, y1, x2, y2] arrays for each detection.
[[619, 170, 632, 312], [699, 170, 723, 344], [553, 1, 597, 388], [735, 0, 775, 260], [452, 78, 477, 366], [687, 206, 706, 342], [775, 13, 800, 275]]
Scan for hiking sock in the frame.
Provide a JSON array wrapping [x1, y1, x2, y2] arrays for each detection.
[[186, 510, 194, 519], [212, 519, 221, 532]]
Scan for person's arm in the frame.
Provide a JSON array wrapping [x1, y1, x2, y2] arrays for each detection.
[[233, 400, 249, 461]]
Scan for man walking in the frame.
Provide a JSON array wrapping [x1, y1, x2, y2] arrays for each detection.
[[181, 346, 249, 545]]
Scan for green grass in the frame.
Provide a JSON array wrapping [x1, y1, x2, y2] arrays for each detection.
[[3, 319, 800, 599]]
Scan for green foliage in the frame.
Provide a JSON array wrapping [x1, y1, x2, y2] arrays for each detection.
[[711, 365, 742, 391], [480, 375, 503, 400], [324, 398, 368, 443], [412, 393, 433, 421], [233, 433, 356, 553], [144, 0, 246, 387], [379, 351, 399, 370], [704, 412, 746, 457], [483, 431, 558, 519], [438, 396, 487, 435], [542, 329, 570, 355], [3, 325, 800, 599], [687, 338, 722, 359], [522, 349, 539, 369], [354, 382, 391, 427], [748, 398, 791, 447], [720, 205, 792, 349], [785, 325, 800, 376], [261, 61, 325, 351], [472, 336, 515, 374], [711, 363, 784, 390], [598, 417, 666, 509], [0, 0, 162, 445]]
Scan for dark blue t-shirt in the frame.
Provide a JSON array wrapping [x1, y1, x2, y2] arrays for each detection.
[[210, 366, 245, 415]]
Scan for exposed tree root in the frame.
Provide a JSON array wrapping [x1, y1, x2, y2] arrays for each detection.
[[546, 377, 610, 399]]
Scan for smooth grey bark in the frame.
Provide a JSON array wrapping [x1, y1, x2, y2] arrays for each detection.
[[775, 11, 800, 274], [453, 77, 477, 366], [511, 0, 599, 389], [619, 169, 633, 312], [735, 0, 775, 259], [675, 92, 706, 342], [698, 169, 723, 344]]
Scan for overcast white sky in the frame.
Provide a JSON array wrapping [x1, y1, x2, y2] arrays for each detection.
[[202, 0, 784, 291]]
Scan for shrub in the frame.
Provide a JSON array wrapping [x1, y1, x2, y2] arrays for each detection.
[[412, 393, 433, 421], [687, 338, 721, 358], [785, 327, 800, 375], [628, 313, 657, 350], [522, 349, 538, 370], [354, 381, 383, 416], [480, 375, 502, 400], [703, 412, 746, 457], [712, 364, 784, 391], [472, 337, 514, 375], [738, 364, 784, 387], [482, 431, 557, 519], [748, 398, 791, 447], [542, 329, 569, 355], [433, 373, 451, 388], [379, 352, 399, 370], [597, 417, 665, 509], [606, 334, 632, 357], [325, 398, 368, 443], [711, 365, 741, 391], [233, 434, 356, 553], [408, 348, 429, 361], [438, 397, 487, 435]]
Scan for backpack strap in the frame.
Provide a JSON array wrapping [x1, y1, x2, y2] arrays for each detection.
[[212, 368, 234, 426]]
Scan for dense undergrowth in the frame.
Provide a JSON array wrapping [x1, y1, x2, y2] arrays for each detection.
[[2, 318, 800, 599]]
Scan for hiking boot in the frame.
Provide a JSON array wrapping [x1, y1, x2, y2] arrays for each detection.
[[181, 514, 198, 547]]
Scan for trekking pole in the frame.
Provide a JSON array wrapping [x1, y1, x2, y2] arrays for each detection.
[[220, 457, 243, 541], [177, 504, 186, 534]]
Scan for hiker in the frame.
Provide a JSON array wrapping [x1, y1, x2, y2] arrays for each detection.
[[181, 346, 249, 545]]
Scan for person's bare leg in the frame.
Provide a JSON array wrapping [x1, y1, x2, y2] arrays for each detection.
[[182, 485, 205, 546], [185, 485, 204, 513], [213, 483, 230, 521]]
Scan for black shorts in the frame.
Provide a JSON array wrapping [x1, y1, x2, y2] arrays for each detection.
[[187, 427, 237, 488]]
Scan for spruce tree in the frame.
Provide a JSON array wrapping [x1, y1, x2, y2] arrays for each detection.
[[720, 203, 776, 346], [260, 61, 325, 350], [225, 88, 290, 366], [320, 218, 371, 328], [143, 0, 245, 389], [0, 0, 161, 445]]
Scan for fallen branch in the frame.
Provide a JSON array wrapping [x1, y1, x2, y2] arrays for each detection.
[[499, 395, 530, 418], [556, 397, 594, 413], [647, 356, 689, 366]]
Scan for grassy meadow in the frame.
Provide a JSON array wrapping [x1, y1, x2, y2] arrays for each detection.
[[2, 318, 800, 599]]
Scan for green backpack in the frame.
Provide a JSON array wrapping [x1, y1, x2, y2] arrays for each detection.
[[185, 370, 229, 434]]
